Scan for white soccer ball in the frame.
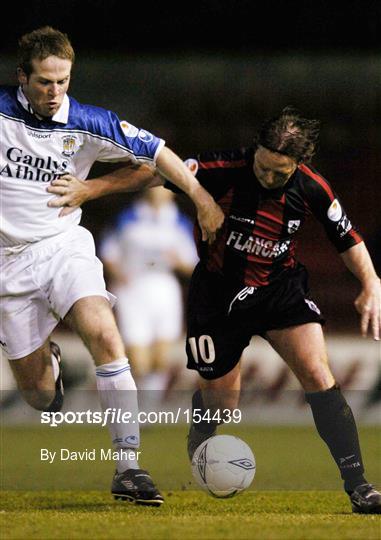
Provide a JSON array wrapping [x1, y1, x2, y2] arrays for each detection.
[[191, 435, 256, 498]]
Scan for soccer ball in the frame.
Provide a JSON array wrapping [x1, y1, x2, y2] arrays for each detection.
[[191, 435, 256, 498]]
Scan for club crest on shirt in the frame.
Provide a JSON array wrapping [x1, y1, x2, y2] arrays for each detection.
[[287, 219, 301, 234], [61, 135, 78, 157]]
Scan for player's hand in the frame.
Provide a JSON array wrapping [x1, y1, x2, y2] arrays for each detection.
[[354, 278, 381, 340], [196, 199, 225, 244], [47, 175, 90, 217]]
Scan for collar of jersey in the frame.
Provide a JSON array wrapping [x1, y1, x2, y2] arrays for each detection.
[[17, 86, 70, 124]]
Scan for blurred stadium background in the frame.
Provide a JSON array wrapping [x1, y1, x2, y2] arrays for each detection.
[[0, 0, 380, 496]]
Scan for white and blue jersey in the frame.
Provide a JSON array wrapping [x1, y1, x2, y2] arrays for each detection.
[[0, 85, 165, 248], [100, 198, 198, 279]]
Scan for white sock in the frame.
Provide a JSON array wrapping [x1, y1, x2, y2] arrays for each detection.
[[96, 358, 140, 472]]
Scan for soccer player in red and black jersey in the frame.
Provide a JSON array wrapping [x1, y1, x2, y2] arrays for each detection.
[[49, 107, 381, 513]]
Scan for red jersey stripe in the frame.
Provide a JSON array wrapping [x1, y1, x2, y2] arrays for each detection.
[[348, 228, 363, 244], [256, 209, 285, 226], [247, 198, 286, 284], [199, 160, 247, 169], [299, 164, 335, 201]]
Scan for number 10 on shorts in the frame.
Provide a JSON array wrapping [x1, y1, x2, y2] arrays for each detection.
[[188, 335, 216, 363]]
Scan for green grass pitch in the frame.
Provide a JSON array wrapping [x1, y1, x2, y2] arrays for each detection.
[[1, 424, 380, 539]]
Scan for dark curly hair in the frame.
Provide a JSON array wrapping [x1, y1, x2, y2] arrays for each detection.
[[255, 107, 320, 164]]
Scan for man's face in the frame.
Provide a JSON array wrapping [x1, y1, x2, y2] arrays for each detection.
[[17, 56, 71, 118], [253, 145, 298, 189]]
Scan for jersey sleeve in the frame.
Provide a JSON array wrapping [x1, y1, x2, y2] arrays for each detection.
[[86, 106, 165, 165], [300, 164, 363, 253]]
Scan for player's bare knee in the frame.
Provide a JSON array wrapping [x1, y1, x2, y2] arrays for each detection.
[[87, 326, 124, 362]]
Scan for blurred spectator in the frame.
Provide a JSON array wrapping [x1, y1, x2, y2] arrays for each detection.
[[99, 186, 198, 393]]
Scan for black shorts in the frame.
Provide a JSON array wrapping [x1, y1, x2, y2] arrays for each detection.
[[185, 263, 325, 380]]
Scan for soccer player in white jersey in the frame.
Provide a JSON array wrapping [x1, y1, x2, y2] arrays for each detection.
[[99, 187, 198, 392], [0, 26, 224, 506]]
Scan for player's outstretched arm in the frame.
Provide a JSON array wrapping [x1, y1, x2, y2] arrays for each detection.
[[156, 146, 224, 244], [47, 163, 160, 216], [340, 242, 381, 340], [47, 146, 224, 243]]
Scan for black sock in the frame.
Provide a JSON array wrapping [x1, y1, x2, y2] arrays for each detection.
[[305, 385, 367, 492], [192, 389, 219, 435]]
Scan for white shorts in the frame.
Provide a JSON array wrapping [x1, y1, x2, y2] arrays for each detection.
[[0, 226, 112, 360], [115, 273, 183, 347]]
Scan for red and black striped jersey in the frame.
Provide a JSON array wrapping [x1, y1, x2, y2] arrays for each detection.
[[170, 147, 363, 288]]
